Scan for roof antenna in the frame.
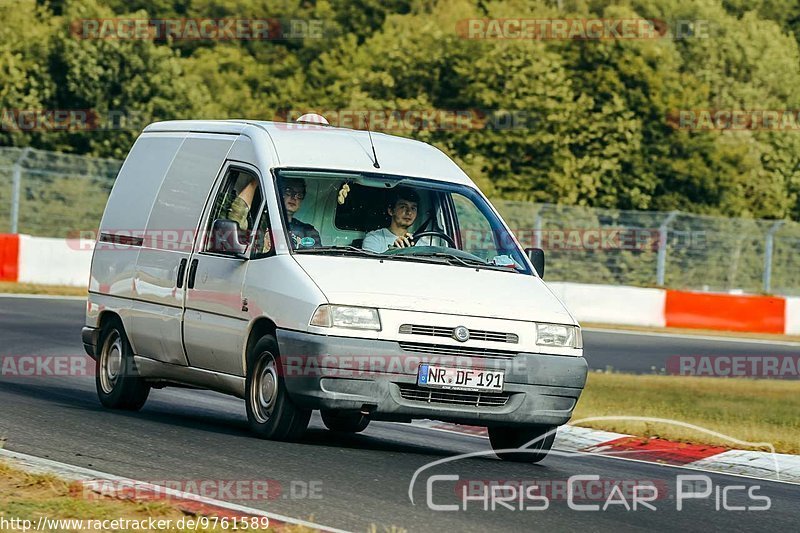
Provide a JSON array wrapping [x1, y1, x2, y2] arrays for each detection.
[[366, 116, 380, 169]]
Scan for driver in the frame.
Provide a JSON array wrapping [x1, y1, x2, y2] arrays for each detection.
[[362, 187, 421, 253]]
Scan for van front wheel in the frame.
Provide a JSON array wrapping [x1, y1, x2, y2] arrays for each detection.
[[245, 336, 311, 441], [95, 319, 150, 411]]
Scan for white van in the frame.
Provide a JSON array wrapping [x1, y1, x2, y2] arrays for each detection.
[[82, 118, 587, 462]]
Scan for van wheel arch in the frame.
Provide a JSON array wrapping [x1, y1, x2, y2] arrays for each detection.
[[98, 310, 121, 330], [95, 311, 124, 358], [245, 317, 278, 373]]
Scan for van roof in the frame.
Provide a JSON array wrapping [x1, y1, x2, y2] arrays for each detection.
[[143, 120, 475, 187]]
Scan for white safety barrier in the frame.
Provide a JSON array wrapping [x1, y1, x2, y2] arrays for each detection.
[[547, 281, 666, 327], [786, 298, 800, 336], [18, 235, 92, 286]]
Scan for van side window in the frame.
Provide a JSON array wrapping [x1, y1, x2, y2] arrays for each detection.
[[205, 168, 262, 253], [451, 193, 498, 261]]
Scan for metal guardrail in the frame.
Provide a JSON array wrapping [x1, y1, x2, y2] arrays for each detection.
[[1, 147, 798, 295], [495, 201, 800, 296], [0, 147, 121, 236]]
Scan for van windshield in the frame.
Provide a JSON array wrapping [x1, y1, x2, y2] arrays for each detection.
[[274, 169, 531, 275]]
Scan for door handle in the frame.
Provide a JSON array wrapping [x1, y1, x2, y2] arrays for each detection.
[[187, 258, 199, 289], [176, 258, 188, 288]]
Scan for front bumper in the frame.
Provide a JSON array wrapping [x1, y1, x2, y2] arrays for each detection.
[[276, 329, 587, 427], [82, 326, 99, 359]]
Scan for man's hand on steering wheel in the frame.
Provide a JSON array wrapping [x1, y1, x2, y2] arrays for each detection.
[[412, 230, 456, 248], [391, 232, 415, 248]]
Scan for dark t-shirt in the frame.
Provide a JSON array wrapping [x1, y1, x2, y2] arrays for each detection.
[[288, 218, 322, 249]]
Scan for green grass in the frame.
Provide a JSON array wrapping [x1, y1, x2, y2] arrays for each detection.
[[0, 282, 86, 296], [0, 462, 308, 532], [573, 372, 800, 454]]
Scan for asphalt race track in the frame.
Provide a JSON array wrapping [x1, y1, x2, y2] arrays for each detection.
[[0, 296, 797, 532], [582, 328, 800, 375]]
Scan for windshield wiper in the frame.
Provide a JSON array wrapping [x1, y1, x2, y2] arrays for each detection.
[[294, 246, 503, 270], [294, 246, 441, 262], [296, 246, 456, 266], [294, 246, 382, 257], [381, 254, 452, 266], [410, 252, 516, 271]]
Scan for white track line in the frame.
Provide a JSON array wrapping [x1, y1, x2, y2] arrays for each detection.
[[584, 327, 800, 347]]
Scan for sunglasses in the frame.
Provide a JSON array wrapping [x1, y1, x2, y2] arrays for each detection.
[[283, 187, 305, 199]]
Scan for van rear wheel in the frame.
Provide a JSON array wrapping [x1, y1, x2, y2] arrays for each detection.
[[96, 319, 150, 411], [488, 425, 556, 463], [245, 335, 311, 441], [321, 410, 370, 433]]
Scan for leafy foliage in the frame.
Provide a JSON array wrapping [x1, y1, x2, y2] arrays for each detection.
[[4, 0, 800, 220]]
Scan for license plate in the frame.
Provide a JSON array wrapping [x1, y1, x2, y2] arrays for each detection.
[[417, 364, 504, 392]]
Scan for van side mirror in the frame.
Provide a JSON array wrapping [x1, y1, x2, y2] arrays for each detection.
[[208, 219, 249, 257], [525, 248, 545, 278]]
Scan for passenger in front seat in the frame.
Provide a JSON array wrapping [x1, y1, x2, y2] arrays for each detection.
[[280, 177, 322, 249]]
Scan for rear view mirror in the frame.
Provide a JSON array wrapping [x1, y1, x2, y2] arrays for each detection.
[[208, 219, 248, 257], [525, 248, 545, 278]]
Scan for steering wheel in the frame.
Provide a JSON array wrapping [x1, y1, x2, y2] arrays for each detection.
[[413, 231, 456, 248]]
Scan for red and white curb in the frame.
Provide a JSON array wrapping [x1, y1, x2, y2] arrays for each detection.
[[412, 421, 800, 484], [549, 281, 800, 335], [0, 448, 347, 532]]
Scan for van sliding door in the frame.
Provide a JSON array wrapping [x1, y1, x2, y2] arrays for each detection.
[[129, 133, 236, 366]]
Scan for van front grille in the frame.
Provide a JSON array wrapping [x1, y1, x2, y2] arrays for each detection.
[[398, 341, 518, 359], [399, 324, 519, 344], [397, 383, 511, 407]]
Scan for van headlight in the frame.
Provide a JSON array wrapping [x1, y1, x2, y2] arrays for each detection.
[[310, 305, 382, 331], [536, 323, 582, 348]]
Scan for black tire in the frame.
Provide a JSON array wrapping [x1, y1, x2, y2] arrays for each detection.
[[95, 318, 150, 411], [320, 410, 370, 433], [488, 425, 556, 463], [245, 335, 311, 441]]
